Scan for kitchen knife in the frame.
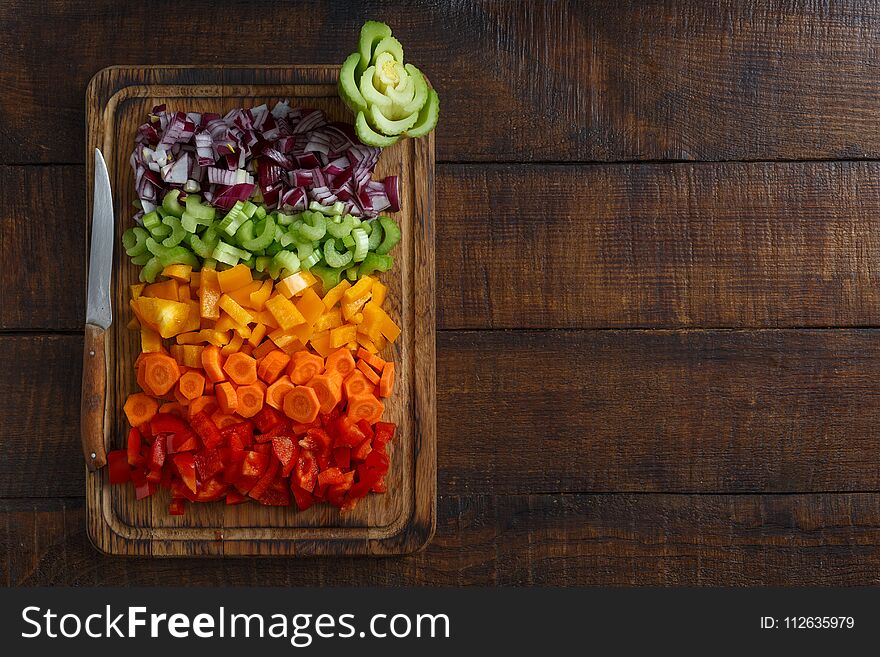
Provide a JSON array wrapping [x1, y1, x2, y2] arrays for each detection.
[[81, 148, 114, 471]]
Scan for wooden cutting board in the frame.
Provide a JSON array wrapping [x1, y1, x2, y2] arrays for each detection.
[[84, 66, 435, 556]]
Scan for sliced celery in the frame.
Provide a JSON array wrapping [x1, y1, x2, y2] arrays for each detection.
[[217, 201, 247, 236], [162, 189, 185, 218], [242, 214, 276, 251], [367, 218, 383, 250], [142, 210, 161, 232], [254, 205, 267, 220], [351, 227, 369, 262], [323, 239, 353, 268], [131, 252, 152, 266], [184, 194, 217, 223], [255, 255, 272, 273], [300, 251, 322, 270], [310, 263, 344, 291], [190, 226, 220, 259], [161, 215, 186, 247], [146, 237, 199, 268], [346, 265, 359, 281], [235, 219, 256, 246], [272, 250, 300, 275], [141, 256, 164, 283], [309, 200, 345, 216], [358, 252, 394, 277], [123, 226, 149, 257], [149, 222, 172, 239], [241, 200, 258, 218], [276, 211, 297, 226], [213, 240, 251, 266], [326, 214, 356, 239], [375, 216, 401, 254], [298, 211, 327, 241]]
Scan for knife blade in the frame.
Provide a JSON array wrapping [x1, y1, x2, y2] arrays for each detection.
[[81, 148, 114, 471]]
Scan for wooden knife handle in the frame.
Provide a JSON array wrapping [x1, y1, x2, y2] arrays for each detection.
[[81, 323, 108, 470]]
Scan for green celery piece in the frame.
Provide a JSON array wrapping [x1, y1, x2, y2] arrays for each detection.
[[161, 215, 187, 247], [149, 223, 172, 240], [242, 214, 276, 251], [300, 250, 321, 270], [309, 200, 344, 216], [181, 211, 204, 233], [279, 230, 296, 248], [342, 234, 356, 249], [325, 214, 356, 239], [323, 239, 353, 268], [367, 219, 383, 250], [213, 240, 250, 266], [358, 252, 394, 277], [130, 252, 152, 266], [296, 242, 315, 261], [217, 201, 247, 236], [345, 265, 359, 281], [235, 219, 256, 247], [375, 216, 401, 254], [241, 200, 258, 219], [162, 189, 185, 218], [299, 212, 327, 241], [242, 256, 256, 269], [202, 257, 219, 270], [310, 263, 345, 291], [142, 211, 161, 232], [123, 226, 149, 257], [141, 256, 164, 283], [255, 255, 272, 273], [184, 194, 216, 223], [146, 238, 199, 268], [190, 226, 220, 259], [351, 227, 369, 262], [272, 250, 300, 276], [361, 220, 373, 235], [254, 205, 267, 220], [265, 241, 282, 256], [276, 211, 297, 226]]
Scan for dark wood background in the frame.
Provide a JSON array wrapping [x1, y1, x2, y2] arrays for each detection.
[[5, 0, 880, 585]]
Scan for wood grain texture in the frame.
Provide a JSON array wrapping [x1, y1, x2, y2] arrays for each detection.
[[10, 330, 880, 498], [438, 162, 880, 329], [84, 66, 435, 556], [6, 494, 880, 586], [80, 324, 107, 470], [10, 160, 880, 331], [0, 167, 84, 329], [5, 1, 880, 163]]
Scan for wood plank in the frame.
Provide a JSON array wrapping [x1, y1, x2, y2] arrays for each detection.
[[5, 494, 880, 586], [0, 167, 84, 330], [5, 1, 880, 163], [9, 330, 880, 498], [438, 161, 880, 329], [10, 160, 880, 331]]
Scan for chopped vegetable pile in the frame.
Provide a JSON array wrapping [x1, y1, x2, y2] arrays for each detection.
[[339, 21, 440, 147]]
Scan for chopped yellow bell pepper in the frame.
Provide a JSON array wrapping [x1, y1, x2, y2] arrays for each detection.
[[341, 294, 371, 322], [143, 279, 179, 301], [127, 316, 140, 331], [199, 268, 221, 320], [253, 309, 280, 329], [370, 279, 387, 307], [177, 285, 191, 303], [189, 271, 201, 289], [355, 333, 379, 353], [248, 322, 267, 348], [181, 300, 201, 334], [169, 344, 186, 365], [219, 294, 255, 326], [321, 280, 351, 310], [330, 324, 358, 349], [314, 308, 343, 332], [130, 283, 146, 301], [217, 263, 252, 293], [265, 293, 305, 330], [226, 280, 263, 308], [342, 276, 373, 304], [161, 264, 192, 282], [249, 279, 273, 311], [182, 345, 204, 369], [221, 332, 244, 356], [309, 330, 334, 357], [296, 288, 325, 326], [276, 270, 317, 298], [131, 296, 192, 339], [141, 327, 163, 353]]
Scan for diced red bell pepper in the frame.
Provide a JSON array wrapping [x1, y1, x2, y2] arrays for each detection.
[[107, 450, 131, 484], [356, 419, 374, 441], [127, 427, 144, 467], [135, 478, 157, 500], [330, 416, 366, 448], [194, 476, 228, 502], [150, 413, 189, 436], [222, 421, 255, 449], [168, 498, 186, 515], [240, 450, 269, 478], [254, 419, 292, 443], [293, 449, 319, 492], [194, 449, 224, 481], [253, 405, 285, 433], [248, 456, 280, 501], [348, 463, 384, 501], [290, 485, 315, 511], [160, 465, 175, 489], [167, 428, 200, 454], [363, 448, 390, 472], [373, 421, 396, 449], [234, 474, 260, 495], [148, 435, 167, 471], [317, 467, 345, 486], [372, 475, 387, 493], [333, 446, 351, 470], [190, 411, 223, 449], [138, 422, 152, 438], [351, 437, 372, 462], [271, 436, 296, 468], [258, 477, 291, 506], [253, 442, 273, 456], [172, 453, 197, 493], [225, 489, 247, 505], [327, 484, 346, 508], [291, 418, 322, 435], [313, 482, 328, 500]]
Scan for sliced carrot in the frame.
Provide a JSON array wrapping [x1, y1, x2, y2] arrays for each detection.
[[257, 349, 291, 384], [252, 338, 277, 360], [282, 385, 321, 423], [158, 402, 186, 418], [378, 361, 395, 398], [356, 348, 386, 372], [216, 381, 238, 414], [223, 352, 257, 385], [266, 375, 296, 410], [141, 353, 181, 395], [173, 386, 191, 407], [346, 392, 384, 424], [210, 410, 239, 428], [178, 370, 206, 401], [306, 374, 342, 414], [236, 384, 265, 418], [288, 351, 325, 385], [203, 380, 215, 396], [343, 370, 375, 399], [356, 358, 381, 385], [201, 344, 226, 383], [325, 348, 356, 379], [188, 395, 218, 419], [123, 392, 158, 426]]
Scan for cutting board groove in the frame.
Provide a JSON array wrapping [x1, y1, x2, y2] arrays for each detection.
[[85, 66, 435, 556]]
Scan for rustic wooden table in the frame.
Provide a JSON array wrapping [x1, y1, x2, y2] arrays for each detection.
[[5, 0, 880, 586]]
